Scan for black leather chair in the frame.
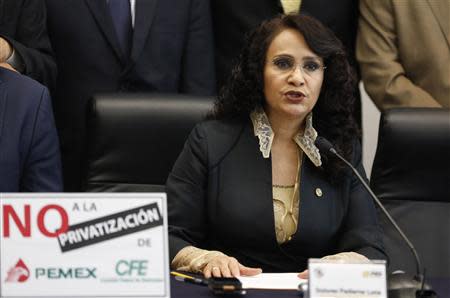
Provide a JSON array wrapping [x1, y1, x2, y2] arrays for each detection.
[[370, 108, 450, 279], [84, 93, 214, 192]]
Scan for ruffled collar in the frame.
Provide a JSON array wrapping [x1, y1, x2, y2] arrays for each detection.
[[250, 107, 322, 167]]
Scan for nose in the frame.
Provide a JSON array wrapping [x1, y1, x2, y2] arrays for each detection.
[[287, 66, 305, 86]]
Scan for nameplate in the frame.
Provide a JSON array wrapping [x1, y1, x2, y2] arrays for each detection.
[[0, 193, 170, 298], [308, 258, 387, 298]]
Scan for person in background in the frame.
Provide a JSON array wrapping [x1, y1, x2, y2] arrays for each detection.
[[45, 0, 216, 191], [211, 0, 362, 124], [357, 0, 449, 110], [0, 67, 62, 192], [167, 14, 385, 278], [0, 0, 56, 89]]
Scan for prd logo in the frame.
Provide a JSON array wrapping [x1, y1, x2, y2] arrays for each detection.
[[5, 259, 30, 283]]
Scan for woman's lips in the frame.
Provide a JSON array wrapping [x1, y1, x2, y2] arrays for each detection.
[[285, 90, 306, 102]]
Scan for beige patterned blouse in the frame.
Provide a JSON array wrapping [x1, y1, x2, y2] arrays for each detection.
[[250, 108, 321, 244]]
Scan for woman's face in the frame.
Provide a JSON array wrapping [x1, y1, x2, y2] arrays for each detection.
[[263, 28, 325, 123]]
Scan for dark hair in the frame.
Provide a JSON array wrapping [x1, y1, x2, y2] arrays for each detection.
[[211, 14, 359, 180]]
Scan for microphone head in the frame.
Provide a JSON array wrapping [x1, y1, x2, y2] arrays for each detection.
[[315, 136, 335, 155]]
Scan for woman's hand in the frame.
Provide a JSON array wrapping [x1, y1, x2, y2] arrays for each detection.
[[297, 252, 369, 279], [203, 255, 262, 278]]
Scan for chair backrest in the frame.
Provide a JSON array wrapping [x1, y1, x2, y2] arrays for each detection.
[[84, 93, 214, 192], [370, 108, 450, 278]]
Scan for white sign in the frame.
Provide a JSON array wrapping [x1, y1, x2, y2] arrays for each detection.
[[0, 193, 170, 298], [309, 259, 387, 298]]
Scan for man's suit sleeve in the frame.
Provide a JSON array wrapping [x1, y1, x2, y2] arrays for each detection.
[[167, 124, 209, 262], [1, 0, 56, 89], [180, 0, 216, 95], [336, 140, 387, 261], [21, 86, 63, 192], [356, 0, 440, 110]]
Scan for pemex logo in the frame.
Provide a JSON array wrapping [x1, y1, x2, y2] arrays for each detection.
[[5, 259, 30, 283]]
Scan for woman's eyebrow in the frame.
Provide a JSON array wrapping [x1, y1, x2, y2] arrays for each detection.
[[302, 55, 322, 61], [272, 53, 321, 61], [273, 54, 294, 59]]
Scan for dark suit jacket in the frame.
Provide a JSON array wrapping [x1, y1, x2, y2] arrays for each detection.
[[0, 0, 56, 89], [167, 120, 386, 272], [0, 68, 62, 192], [45, 0, 216, 190], [211, 0, 359, 89]]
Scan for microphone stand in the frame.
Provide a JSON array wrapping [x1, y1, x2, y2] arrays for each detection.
[[331, 148, 422, 281], [317, 138, 437, 298]]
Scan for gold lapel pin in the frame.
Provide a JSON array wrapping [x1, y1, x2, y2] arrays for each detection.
[[315, 188, 323, 198]]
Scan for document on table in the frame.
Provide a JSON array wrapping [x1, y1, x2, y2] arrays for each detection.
[[238, 273, 307, 290]]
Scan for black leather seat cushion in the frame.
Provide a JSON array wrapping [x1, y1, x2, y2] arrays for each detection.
[[371, 108, 450, 203], [84, 93, 213, 192], [370, 108, 450, 278]]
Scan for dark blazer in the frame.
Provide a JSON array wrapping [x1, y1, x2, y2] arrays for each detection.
[[0, 0, 56, 89], [167, 120, 386, 272], [0, 68, 62, 192], [211, 0, 359, 89], [45, 0, 216, 190]]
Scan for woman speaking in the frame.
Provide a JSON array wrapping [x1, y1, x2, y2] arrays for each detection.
[[167, 14, 386, 278]]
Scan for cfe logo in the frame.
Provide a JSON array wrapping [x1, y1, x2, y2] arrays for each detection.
[[116, 260, 148, 277], [5, 259, 30, 283]]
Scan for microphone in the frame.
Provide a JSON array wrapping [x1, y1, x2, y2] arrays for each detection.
[[315, 137, 436, 298]]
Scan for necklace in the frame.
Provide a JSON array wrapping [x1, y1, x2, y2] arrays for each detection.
[[273, 148, 303, 243]]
